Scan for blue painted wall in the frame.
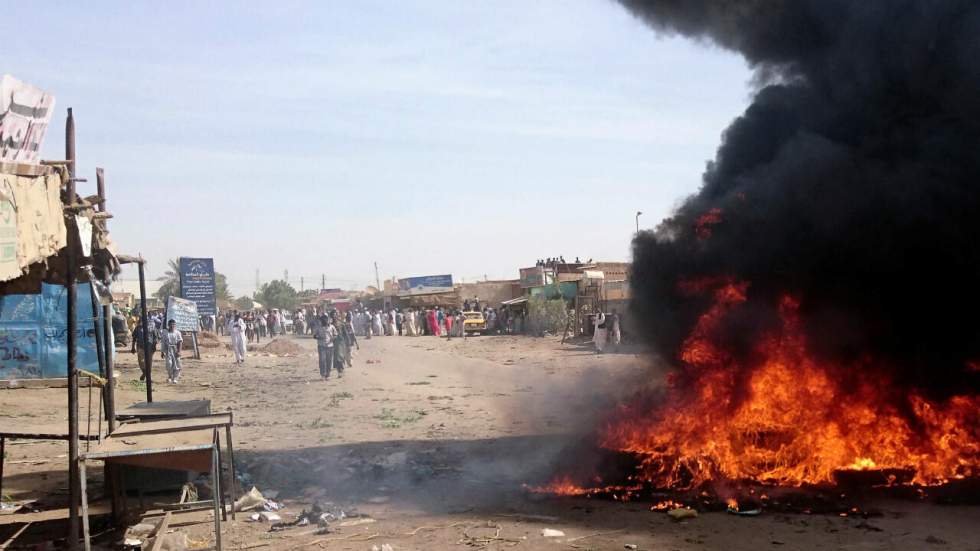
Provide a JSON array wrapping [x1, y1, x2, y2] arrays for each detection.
[[0, 282, 104, 379]]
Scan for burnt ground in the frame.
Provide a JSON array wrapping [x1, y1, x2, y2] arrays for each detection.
[[0, 334, 978, 550]]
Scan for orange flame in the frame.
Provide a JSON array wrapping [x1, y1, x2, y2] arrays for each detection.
[[601, 282, 980, 489], [694, 208, 723, 240]]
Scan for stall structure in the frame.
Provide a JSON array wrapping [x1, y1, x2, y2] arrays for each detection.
[[0, 76, 163, 549]]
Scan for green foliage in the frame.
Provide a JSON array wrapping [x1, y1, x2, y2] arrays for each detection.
[[254, 279, 299, 311], [374, 407, 427, 428], [328, 391, 354, 407], [234, 296, 254, 311], [527, 296, 569, 337], [297, 289, 319, 300]]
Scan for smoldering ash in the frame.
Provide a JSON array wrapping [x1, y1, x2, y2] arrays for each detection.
[[606, 0, 980, 489]]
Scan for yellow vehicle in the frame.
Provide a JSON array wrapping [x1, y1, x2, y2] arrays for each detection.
[[463, 311, 486, 334]]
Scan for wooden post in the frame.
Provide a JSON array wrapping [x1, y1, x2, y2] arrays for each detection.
[[211, 440, 223, 551], [102, 304, 115, 433], [96, 168, 115, 431], [65, 107, 81, 551], [225, 421, 237, 521], [137, 260, 153, 402], [79, 459, 90, 551]]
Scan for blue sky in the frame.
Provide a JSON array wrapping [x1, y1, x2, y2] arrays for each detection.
[[4, 1, 749, 296]]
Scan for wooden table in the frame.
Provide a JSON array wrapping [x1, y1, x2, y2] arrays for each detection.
[[79, 414, 236, 551]]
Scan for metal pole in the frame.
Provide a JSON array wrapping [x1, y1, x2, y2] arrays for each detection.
[[138, 259, 153, 402], [635, 211, 642, 233], [65, 107, 81, 551]]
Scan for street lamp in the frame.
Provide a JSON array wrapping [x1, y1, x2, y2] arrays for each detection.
[[635, 211, 643, 233]]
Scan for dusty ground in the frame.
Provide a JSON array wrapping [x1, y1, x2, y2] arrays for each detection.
[[1, 333, 978, 550]]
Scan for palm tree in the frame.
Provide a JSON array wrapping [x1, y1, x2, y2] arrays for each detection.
[[154, 259, 181, 301]]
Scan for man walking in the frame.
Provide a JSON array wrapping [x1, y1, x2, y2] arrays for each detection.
[[160, 319, 183, 384], [593, 311, 608, 354], [315, 314, 338, 379], [610, 308, 622, 349], [332, 312, 350, 376], [131, 319, 158, 381], [229, 312, 247, 365]]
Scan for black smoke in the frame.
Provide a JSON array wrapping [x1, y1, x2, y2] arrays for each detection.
[[622, 0, 980, 400]]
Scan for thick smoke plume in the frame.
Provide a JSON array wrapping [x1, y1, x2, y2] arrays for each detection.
[[623, 0, 980, 401]]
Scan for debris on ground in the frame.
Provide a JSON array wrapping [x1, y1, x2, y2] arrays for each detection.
[[370, 545, 394, 551], [247, 511, 282, 523], [625, 545, 638, 550], [196, 331, 223, 348], [667, 508, 699, 521], [541, 528, 565, 537], [233, 486, 283, 512]]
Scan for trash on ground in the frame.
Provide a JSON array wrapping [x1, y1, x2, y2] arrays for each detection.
[[541, 528, 566, 537], [247, 511, 282, 523], [370, 545, 394, 551], [624, 545, 638, 550]]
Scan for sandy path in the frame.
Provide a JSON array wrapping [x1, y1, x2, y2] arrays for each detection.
[[0, 334, 978, 550]]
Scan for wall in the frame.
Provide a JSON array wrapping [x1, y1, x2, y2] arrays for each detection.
[[457, 280, 521, 308]]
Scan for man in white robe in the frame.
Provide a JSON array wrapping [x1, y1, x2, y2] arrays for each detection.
[[229, 313, 247, 365], [593, 312, 608, 354]]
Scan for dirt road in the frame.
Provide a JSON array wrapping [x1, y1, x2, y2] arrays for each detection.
[[1, 333, 978, 550]]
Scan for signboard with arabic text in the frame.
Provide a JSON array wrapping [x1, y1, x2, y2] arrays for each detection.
[[179, 257, 216, 315]]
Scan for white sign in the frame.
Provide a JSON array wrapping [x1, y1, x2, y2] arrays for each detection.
[[0, 75, 56, 164], [166, 296, 200, 332]]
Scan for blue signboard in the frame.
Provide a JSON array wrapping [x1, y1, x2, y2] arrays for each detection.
[[179, 257, 216, 315], [0, 282, 105, 379], [397, 274, 454, 296]]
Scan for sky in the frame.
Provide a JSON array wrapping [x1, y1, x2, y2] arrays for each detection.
[[3, 0, 750, 297]]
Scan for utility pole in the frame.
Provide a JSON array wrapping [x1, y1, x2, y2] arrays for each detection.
[[300, 276, 304, 292], [374, 262, 381, 290], [284, 269, 288, 284], [321, 274, 325, 291]]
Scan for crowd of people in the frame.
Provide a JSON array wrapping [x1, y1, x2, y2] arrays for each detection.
[[215, 308, 297, 343], [339, 304, 510, 339], [120, 296, 618, 385]]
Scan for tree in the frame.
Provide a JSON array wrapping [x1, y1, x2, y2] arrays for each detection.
[[215, 273, 233, 303], [254, 280, 298, 311], [154, 258, 234, 303], [154, 259, 181, 302], [297, 289, 318, 300], [234, 296, 254, 311]]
